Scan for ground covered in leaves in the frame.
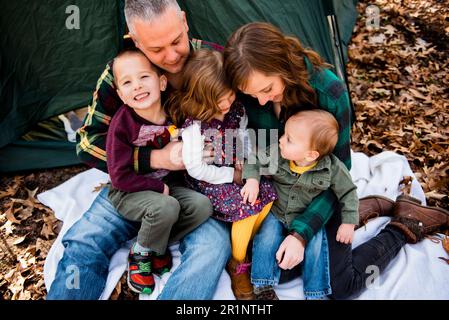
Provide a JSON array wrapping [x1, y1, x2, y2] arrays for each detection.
[[1, 0, 448, 300]]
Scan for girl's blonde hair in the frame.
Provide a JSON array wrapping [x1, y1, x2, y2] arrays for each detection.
[[167, 49, 232, 126], [224, 22, 331, 121]]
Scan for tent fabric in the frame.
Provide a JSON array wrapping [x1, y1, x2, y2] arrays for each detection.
[[0, 0, 125, 172], [0, 140, 81, 172], [0, 0, 358, 172]]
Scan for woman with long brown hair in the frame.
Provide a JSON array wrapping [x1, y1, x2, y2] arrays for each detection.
[[224, 22, 445, 299]]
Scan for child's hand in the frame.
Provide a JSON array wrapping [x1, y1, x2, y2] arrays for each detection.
[[240, 178, 259, 205], [163, 184, 170, 196], [276, 235, 305, 270], [336, 223, 355, 244]]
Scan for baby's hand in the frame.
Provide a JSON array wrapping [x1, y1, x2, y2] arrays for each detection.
[[240, 178, 259, 205], [336, 223, 355, 244]]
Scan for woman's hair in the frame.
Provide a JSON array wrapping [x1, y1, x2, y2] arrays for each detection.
[[224, 22, 331, 120], [167, 49, 232, 126]]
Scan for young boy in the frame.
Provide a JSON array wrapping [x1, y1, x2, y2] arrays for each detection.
[[241, 109, 359, 299], [106, 48, 210, 295]]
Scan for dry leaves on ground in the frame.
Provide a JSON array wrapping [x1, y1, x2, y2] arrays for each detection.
[[349, 0, 449, 209]]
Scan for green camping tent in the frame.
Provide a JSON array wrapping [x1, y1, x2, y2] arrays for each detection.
[[0, 0, 358, 173]]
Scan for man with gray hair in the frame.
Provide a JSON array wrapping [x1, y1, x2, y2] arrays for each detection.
[[47, 0, 229, 300]]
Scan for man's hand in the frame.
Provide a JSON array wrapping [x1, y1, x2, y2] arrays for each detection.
[[163, 184, 170, 196], [240, 178, 259, 205], [276, 235, 305, 270], [336, 223, 355, 244], [150, 141, 185, 171]]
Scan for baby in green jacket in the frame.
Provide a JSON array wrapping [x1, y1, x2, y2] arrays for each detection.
[[242, 109, 359, 274]]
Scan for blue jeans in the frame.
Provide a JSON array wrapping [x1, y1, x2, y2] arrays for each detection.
[[47, 187, 230, 300], [47, 188, 139, 299], [158, 218, 231, 299], [251, 212, 331, 299], [251, 213, 283, 287]]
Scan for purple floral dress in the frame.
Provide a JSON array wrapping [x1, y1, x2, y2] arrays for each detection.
[[181, 101, 278, 222]]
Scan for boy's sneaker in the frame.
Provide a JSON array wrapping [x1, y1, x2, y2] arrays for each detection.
[[152, 250, 173, 276], [127, 247, 155, 295]]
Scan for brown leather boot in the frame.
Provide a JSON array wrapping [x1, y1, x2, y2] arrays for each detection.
[[356, 195, 396, 229], [389, 194, 449, 243], [226, 258, 255, 300]]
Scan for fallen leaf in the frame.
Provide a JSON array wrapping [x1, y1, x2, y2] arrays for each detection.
[[93, 183, 108, 193], [369, 33, 386, 44], [16, 206, 33, 221], [1, 220, 15, 236], [12, 235, 27, 245], [408, 88, 431, 102], [4, 203, 21, 224], [424, 191, 447, 200], [0, 186, 17, 200], [442, 235, 449, 256]]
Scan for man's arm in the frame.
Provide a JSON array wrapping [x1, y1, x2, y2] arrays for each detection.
[[76, 63, 156, 173]]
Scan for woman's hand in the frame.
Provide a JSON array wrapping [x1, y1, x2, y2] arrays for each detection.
[[240, 178, 259, 205], [276, 235, 305, 270]]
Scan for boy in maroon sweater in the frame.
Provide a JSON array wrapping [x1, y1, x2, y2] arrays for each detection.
[[106, 48, 210, 295]]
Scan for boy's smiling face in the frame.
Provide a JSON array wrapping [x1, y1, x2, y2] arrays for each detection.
[[114, 52, 167, 111]]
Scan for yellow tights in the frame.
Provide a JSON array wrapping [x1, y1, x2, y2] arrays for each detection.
[[231, 202, 273, 262]]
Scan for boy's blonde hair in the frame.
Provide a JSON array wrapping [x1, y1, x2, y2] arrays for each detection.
[[289, 109, 339, 160], [168, 49, 232, 126]]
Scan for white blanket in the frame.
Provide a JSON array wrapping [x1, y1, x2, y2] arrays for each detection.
[[40, 151, 449, 300]]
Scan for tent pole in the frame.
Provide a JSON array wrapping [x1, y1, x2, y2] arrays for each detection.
[[326, 1, 356, 123]]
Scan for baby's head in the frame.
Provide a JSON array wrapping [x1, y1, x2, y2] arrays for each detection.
[[279, 109, 339, 163], [112, 48, 167, 110], [177, 49, 236, 122]]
